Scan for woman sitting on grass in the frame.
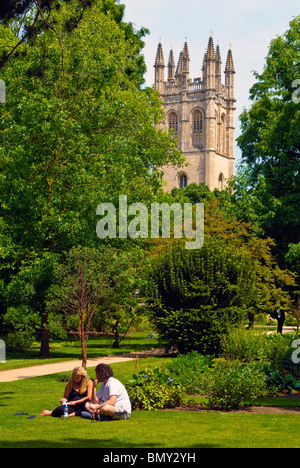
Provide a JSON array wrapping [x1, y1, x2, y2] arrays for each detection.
[[40, 366, 93, 418]]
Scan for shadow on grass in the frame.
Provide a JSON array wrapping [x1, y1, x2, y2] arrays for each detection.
[[0, 439, 220, 449], [0, 391, 15, 407]]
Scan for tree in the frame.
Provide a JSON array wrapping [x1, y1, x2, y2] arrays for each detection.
[[97, 250, 144, 349], [47, 246, 111, 368], [3, 251, 59, 356], [0, 1, 132, 72], [237, 16, 300, 259], [0, 0, 182, 355], [147, 238, 257, 355]]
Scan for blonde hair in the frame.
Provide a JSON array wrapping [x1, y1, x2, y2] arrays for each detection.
[[70, 366, 89, 395]]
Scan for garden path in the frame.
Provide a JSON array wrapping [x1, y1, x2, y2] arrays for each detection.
[[0, 349, 166, 383]]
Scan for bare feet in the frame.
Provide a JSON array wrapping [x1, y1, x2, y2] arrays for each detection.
[[40, 410, 52, 416]]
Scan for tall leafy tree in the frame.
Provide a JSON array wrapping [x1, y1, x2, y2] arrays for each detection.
[[0, 0, 182, 355], [237, 16, 300, 259]]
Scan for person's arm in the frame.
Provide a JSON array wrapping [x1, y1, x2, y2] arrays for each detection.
[[91, 379, 100, 404], [60, 381, 71, 405], [92, 395, 117, 418], [98, 395, 117, 409]]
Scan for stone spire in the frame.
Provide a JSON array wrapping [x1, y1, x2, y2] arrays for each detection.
[[204, 36, 216, 89], [225, 48, 235, 72], [168, 49, 175, 81], [175, 41, 190, 88], [154, 42, 165, 93], [206, 36, 215, 58], [215, 44, 222, 85], [225, 48, 235, 99], [155, 42, 165, 66]]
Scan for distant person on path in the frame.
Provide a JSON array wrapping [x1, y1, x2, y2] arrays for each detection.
[[271, 309, 286, 334], [81, 363, 131, 421], [40, 366, 93, 417], [276, 310, 286, 334]]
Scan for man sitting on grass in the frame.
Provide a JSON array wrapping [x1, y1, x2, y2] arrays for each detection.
[[81, 363, 131, 421]]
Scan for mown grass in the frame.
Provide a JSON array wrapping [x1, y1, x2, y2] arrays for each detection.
[[0, 356, 300, 449]]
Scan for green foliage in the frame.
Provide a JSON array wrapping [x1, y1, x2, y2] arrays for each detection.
[[127, 366, 190, 411], [264, 367, 300, 393], [5, 331, 33, 352], [221, 327, 267, 363], [165, 352, 213, 394], [285, 242, 300, 277], [237, 16, 300, 256], [265, 332, 298, 369], [202, 360, 267, 410], [147, 238, 257, 354], [222, 326, 300, 374], [0, 0, 183, 353]]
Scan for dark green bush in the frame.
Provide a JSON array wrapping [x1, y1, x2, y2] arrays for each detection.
[[147, 239, 257, 355]]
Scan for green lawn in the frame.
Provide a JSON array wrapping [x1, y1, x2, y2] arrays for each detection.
[[0, 356, 299, 449]]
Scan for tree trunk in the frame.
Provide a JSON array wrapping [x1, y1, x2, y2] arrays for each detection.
[[80, 317, 88, 368], [81, 343, 87, 369], [112, 322, 120, 348]]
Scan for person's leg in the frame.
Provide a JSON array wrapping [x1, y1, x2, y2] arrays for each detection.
[[99, 404, 116, 418], [51, 405, 77, 418], [97, 404, 130, 421], [81, 410, 93, 419], [50, 405, 65, 418], [40, 410, 52, 416], [84, 401, 99, 413]]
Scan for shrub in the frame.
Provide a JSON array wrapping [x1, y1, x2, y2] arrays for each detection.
[[127, 366, 190, 411], [221, 327, 267, 362], [265, 333, 297, 368], [165, 352, 213, 394], [5, 332, 32, 352], [128, 382, 189, 411], [202, 360, 267, 410]]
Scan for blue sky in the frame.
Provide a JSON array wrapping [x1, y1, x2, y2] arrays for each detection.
[[123, 0, 300, 164]]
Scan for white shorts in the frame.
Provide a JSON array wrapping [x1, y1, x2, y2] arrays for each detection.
[[113, 405, 131, 420]]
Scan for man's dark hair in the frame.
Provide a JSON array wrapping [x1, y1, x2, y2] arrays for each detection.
[[95, 364, 113, 379]]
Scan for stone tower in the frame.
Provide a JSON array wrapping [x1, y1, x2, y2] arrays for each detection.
[[154, 37, 236, 191]]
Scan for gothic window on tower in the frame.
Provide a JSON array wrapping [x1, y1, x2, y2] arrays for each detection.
[[192, 110, 203, 148], [178, 172, 188, 189], [218, 173, 224, 191], [168, 112, 179, 137]]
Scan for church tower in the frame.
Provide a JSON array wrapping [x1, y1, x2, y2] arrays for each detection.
[[154, 37, 236, 191]]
